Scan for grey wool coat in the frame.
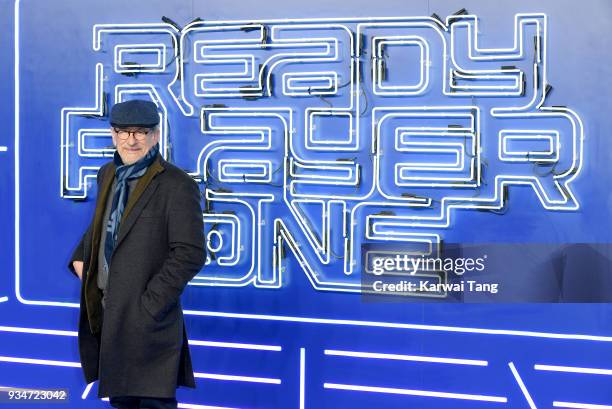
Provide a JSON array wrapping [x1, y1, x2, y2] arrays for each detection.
[[67, 152, 206, 399]]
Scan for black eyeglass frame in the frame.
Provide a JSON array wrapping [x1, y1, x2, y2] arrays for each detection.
[[112, 127, 154, 141]]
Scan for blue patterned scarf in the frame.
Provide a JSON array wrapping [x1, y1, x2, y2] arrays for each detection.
[[104, 143, 159, 271]]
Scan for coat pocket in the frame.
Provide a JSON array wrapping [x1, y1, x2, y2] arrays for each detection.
[[140, 292, 158, 322], [139, 208, 162, 219], [140, 290, 172, 323]]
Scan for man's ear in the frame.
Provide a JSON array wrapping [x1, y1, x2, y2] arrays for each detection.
[[153, 127, 161, 144], [110, 128, 118, 148]]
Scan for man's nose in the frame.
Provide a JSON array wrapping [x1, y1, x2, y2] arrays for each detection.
[[126, 133, 139, 144]]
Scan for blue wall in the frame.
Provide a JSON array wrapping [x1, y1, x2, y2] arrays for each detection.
[[2, 0, 612, 407]]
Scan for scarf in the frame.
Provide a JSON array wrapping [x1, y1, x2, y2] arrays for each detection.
[[104, 143, 159, 271]]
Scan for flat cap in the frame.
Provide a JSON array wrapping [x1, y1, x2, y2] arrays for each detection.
[[110, 100, 159, 128]]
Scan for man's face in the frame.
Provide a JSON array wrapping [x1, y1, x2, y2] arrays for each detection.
[[111, 126, 159, 165]]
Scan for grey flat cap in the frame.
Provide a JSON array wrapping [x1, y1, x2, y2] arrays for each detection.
[[110, 100, 159, 128]]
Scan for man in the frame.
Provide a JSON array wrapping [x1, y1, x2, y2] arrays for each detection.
[[68, 99, 206, 409]]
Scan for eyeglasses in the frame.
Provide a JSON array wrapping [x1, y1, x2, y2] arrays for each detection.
[[112, 127, 153, 141]]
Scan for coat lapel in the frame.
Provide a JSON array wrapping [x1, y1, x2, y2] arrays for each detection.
[[114, 154, 165, 249], [84, 161, 116, 334], [91, 164, 116, 257]]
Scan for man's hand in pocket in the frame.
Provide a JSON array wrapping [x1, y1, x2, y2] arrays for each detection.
[[72, 261, 84, 281]]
